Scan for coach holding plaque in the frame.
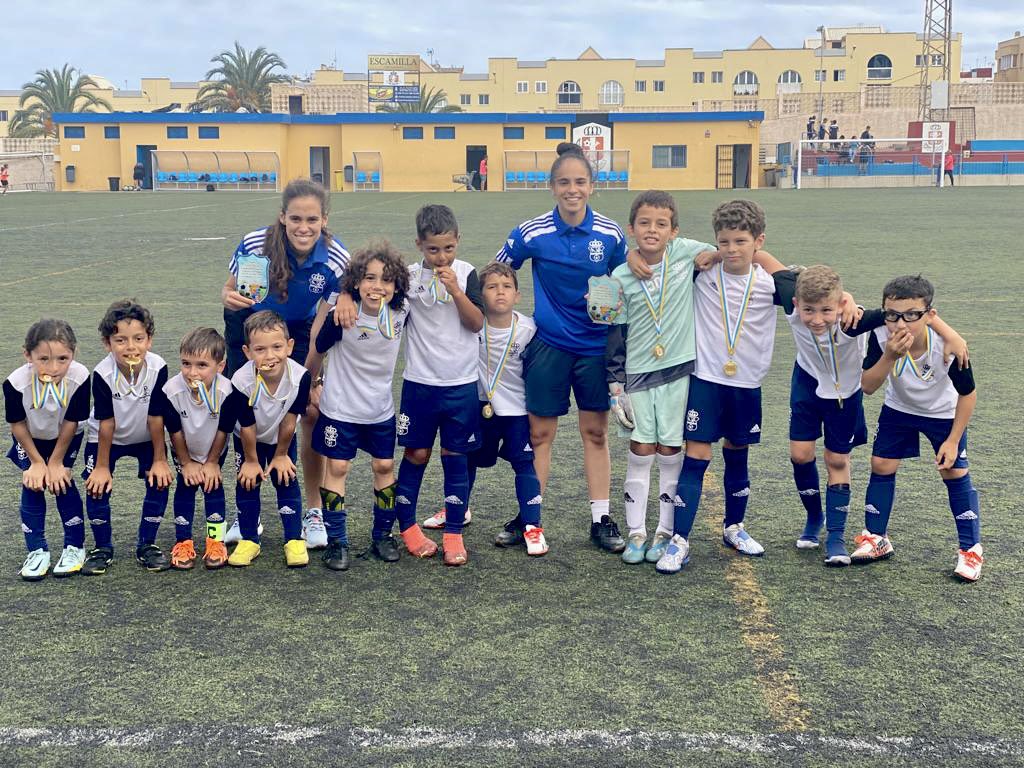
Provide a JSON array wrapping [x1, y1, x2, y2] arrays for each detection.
[[221, 178, 356, 547]]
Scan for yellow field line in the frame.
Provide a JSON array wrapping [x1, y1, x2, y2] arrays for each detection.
[[703, 473, 811, 733]]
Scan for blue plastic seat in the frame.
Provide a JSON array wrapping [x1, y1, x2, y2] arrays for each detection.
[[515, 171, 526, 183], [156, 172, 168, 183], [526, 171, 537, 185], [187, 172, 198, 183], [218, 172, 229, 183], [228, 173, 238, 183], [608, 171, 619, 183], [538, 171, 549, 184], [597, 170, 609, 185], [371, 171, 380, 184], [268, 172, 277, 183], [356, 171, 367, 184], [620, 170, 629, 184], [505, 171, 515, 185]]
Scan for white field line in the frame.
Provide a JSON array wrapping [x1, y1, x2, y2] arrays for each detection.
[[0, 726, 1022, 758], [0, 195, 279, 233]]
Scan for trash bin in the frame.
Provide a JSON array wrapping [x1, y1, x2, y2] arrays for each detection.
[[343, 165, 354, 183], [65, 165, 76, 183], [108, 177, 120, 191], [764, 169, 777, 187]]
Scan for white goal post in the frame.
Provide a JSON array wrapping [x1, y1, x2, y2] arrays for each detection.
[[0, 152, 55, 191]]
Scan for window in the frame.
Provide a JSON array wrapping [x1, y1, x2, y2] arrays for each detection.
[[599, 80, 624, 106], [402, 126, 423, 140], [460, 94, 471, 105], [63, 126, 85, 138], [833, 69, 846, 82], [778, 70, 802, 84], [198, 126, 220, 139], [916, 54, 945, 66], [545, 126, 566, 140], [693, 72, 705, 84], [652, 145, 687, 168], [711, 71, 723, 83], [103, 126, 120, 139], [814, 69, 827, 82], [503, 126, 525, 139], [478, 94, 490, 105], [653, 80, 665, 92], [733, 70, 759, 95], [557, 80, 581, 105], [635, 80, 646, 92], [868, 54, 893, 79], [535, 80, 548, 93], [166, 126, 188, 139], [517, 80, 529, 93], [0, 110, 8, 122], [434, 126, 455, 140]]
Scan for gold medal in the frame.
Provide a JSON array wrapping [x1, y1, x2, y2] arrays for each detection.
[[38, 374, 53, 383], [188, 379, 201, 390], [723, 360, 738, 377], [481, 403, 494, 419], [653, 343, 665, 359]]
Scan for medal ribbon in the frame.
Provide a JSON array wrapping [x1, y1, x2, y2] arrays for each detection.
[[638, 253, 669, 338], [484, 315, 519, 402], [892, 327, 933, 380], [428, 273, 452, 305], [196, 380, 220, 415], [356, 302, 396, 339], [718, 264, 757, 357], [113, 358, 144, 397], [248, 372, 273, 408], [32, 375, 68, 410], [811, 326, 843, 402]]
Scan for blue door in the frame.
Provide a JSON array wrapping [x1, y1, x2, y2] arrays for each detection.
[[136, 145, 158, 189]]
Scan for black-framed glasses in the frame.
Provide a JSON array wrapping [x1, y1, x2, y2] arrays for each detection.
[[883, 308, 930, 323]]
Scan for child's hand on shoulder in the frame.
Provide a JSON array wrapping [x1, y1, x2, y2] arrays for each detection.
[[147, 459, 173, 490], [238, 458, 264, 491], [943, 334, 970, 369], [22, 461, 47, 491], [694, 250, 721, 272], [85, 465, 113, 499], [201, 461, 222, 493], [839, 291, 862, 330], [627, 248, 654, 279], [333, 293, 358, 329], [268, 454, 297, 486]]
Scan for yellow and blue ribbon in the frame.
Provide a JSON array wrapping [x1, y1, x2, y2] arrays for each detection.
[[893, 327, 934, 380], [638, 251, 669, 338], [484, 315, 519, 403], [32, 375, 68, 410], [718, 263, 757, 358]]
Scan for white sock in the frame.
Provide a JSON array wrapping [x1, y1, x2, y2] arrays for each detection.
[[656, 452, 684, 536], [590, 499, 610, 523], [623, 451, 655, 537]]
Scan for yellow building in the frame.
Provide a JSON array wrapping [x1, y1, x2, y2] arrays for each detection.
[[1, 77, 204, 138], [52, 110, 762, 193], [996, 32, 1024, 83]]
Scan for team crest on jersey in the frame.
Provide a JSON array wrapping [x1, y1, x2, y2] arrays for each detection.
[[396, 413, 410, 436], [686, 409, 700, 432], [309, 273, 327, 294], [323, 425, 338, 448], [588, 239, 605, 262]]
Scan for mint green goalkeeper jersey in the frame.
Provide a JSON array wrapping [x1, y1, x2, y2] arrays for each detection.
[[611, 237, 715, 375]]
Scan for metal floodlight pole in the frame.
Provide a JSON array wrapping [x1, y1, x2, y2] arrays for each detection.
[[817, 26, 826, 119]]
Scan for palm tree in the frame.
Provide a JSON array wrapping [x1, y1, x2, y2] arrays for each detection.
[[192, 42, 288, 113], [8, 65, 112, 137], [375, 86, 462, 113]]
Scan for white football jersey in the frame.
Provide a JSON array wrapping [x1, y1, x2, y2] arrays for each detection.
[[477, 311, 536, 417], [87, 352, 166, 445], [231, 358, 309, 443]]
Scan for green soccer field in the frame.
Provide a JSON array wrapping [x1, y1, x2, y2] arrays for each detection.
[[0, 187, 1022, 767]]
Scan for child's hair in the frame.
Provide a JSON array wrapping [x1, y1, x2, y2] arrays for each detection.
[[478, 260, 519, 290], [24, 319, 77, 354], [98, 299, 155, 340], [712, 199, 766, 237], [243, 310, 289, 344], [629, 190, 679, 228], [415, 204, 459, 240], [883, 275, 934, 307], [550, 142, 593, 183], [795, 265, 843, 304], [180, 327, 226, 362], [341, 239, 410, 310], [262, 178, 332, 302]]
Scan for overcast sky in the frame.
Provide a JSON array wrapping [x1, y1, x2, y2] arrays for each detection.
[[4, 1, 1013, 90]]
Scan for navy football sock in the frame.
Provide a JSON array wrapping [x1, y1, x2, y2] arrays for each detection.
[[864, 472, 896, 536], [86, 491, 114, 549], [172, 477, 198, 542], [20, 487, 47, 551], [512, 458, 543, 527], [236, 482, 262, 542], [137, 484, 168, 548], [55, 481, 85, 548], [371, 482, 397, 541], [320, 488, 347, 546], [674, 456, 710, 538], [722, 447, 750, 528], [792, 459, 823, 538], [440, 454, 469, 533], [944, 474, 981, 549], [825, 483, 851, 549], [394, 458, 427, 531]]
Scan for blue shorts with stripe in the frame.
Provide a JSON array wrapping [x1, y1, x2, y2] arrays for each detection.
[[81, 440, 155, 481], [472, 409, 534, 468], [523, 336, 609, 417], [684, 377, 762, 446], [788, 363, 867, 454], [312, 414, 395, 461], [231, 434, 299, 474], [8, 432, 84, 471], [871, 404, 969, 468], [397, 380, 480, 453]]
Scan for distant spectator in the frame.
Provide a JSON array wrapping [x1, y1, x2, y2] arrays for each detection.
[[806, 116, 816, 140], [944, 151, 955, 187], [132, 162, 145, 190], [479, 154, 488, 191], [828, 120, 839, 141], [817, 119, 827, 141], [0, 163, 8, 195], [860, 126, 873, 143]]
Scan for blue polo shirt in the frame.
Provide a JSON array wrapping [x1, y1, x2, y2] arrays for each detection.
[[229, 228, 349, 322], [496, 206, 626, 355]]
